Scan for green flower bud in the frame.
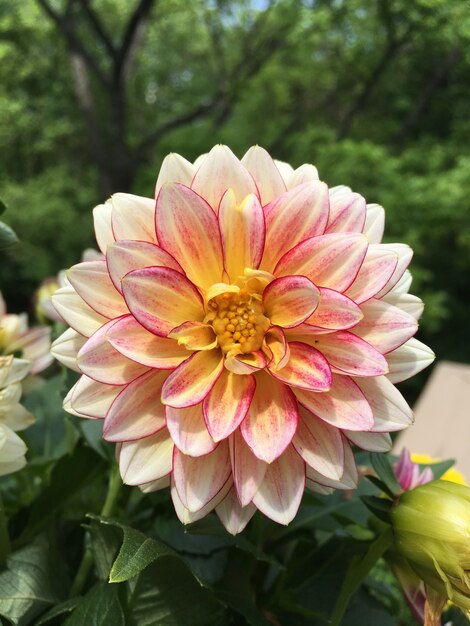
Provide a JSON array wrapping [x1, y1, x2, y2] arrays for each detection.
[[391, 480, 470, 612]]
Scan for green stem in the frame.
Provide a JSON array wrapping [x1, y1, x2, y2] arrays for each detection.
[[69, 463, 121, 598], [0, 492, 10, 567]]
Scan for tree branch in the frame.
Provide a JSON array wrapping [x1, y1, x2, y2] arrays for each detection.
[[80, 0, 117, 61], [114, 0, 156, 83]]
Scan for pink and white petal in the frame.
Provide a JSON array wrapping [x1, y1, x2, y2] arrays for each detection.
[[203, 370, 255, 442], [388, 269, 412, 295], [261, 182, 329, 272], [230, 429, 268, 506], [252, 445, 305, 525], [375, 244, 413, 298], [216, 487, 257, 535], [352, 299, 418, 353], [67, 261, 128, 318], [363, 203, 385, 243], [381, 293, 424, 320], [306, 481, 334, 496], [288, 164, 320, 188], [11, 327, 53, 374], [294, 374, 374, 431], [161, 349, 224, 408], [166, 404, 217, 457], [140, 475, 171, 493], [155, 153, 196, 197], [71, 375, 122, 419], [111, 193, 157, 243], [293, 405, 344, 479], [103, 370, 168, 442], [270, 342, 332, 391], [169, 321, 217, 351], [325, 188, 366, 234], [107, 315, 189, 369], [106, 240, 182, 293], [191, 144, 258, 210], [52, 286, 108, 337], [93, 201, 114, 254], [312, 331, 389, 377], [171, 474, 232, 525], [262, 276, 320, 328], [240, 372, 298, 463], [119, 429, 174, 485], [274, 160, 294, 185], [386, 338, 435, 384], [306, 438, 358, 489], [156, 183, 224, 288], [241, 146, 286, 205], [275, 233, 368, 293], [122, 266, 204, 337], [356, 375, 413, 432], [224, 350, 266, 375], [303, 288, 363, 331], [173, 441, 231, 512], [345, 246, 398, 304], [77, 320, 149, 385], [262, 326, 290, 369], [344, 430, 392, 452], [218, 190, 265, 281], [51, 328, 86, 373]]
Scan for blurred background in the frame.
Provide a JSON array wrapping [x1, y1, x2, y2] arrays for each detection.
[[1, 0, 469, 397]]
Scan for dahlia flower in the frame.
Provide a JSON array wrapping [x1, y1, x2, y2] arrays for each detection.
[[0, 355, 34, 476], [0, 292, 53, 374], [51, 145, 434, 533]]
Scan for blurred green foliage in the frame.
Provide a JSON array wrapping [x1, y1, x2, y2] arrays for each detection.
[[0, 0, 469, 373]]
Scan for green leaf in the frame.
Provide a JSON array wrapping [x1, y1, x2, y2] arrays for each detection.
[[0, 535, 65, 626], [339, 587, 395, 626], [361, 496, 393, 523], [427, 459, 456, 479], [64, 582, 125, 626], [35, 598, 81, 625], [0, 199, 7, 216], [88, 519, 123, 581], [0, 221, 18, 249], [369, 453, 401, 498]]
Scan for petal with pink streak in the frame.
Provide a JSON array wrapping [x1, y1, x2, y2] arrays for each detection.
[[107, 315, 189, 369], [224, 350, 266, 375], [306, 437, 358, 489], [275, 233, 368, 293], [219, 190, 265, 281], [240, 372, 298, 463], [270, 341, 332, 391], [312, 331, 389, 377], [230, 429, 268, 506], [107, 240, 182, 293], [155, 153, 196, 197], [325, 187, 366, 234], [119, 429, 174, 485], [203, 370, 255, 442], [345, 245, 398, 304], [241, 146, 286, 205], [252, 445, 305, 525], [51, 328, 86, 373], [103, 369, 168, 442], [356, 375, 413, 432], [122, 266, 204, 337], [293, 405, 344, 479], [262, 275, 320, 328], [166, 404, 217, 457], [171, 473, 232, 524], [216, 487, 256, 535], [52, 286, 108, 337], [173, 441, 231, 512], [375, 244, 413, 298], [71, 375, 122, 419], [67, 261, 128, 319], [352, 299, 418, 354], [386, 338, 435, 384], [111, 193, 157, 243], [261, 182, 329, 272], [303, 288, 363, 331], [77, 319, 149, 385], [262, 326, 290, 369], [344, 430, 392, 452], [93, 201, 114, 254], [294, 374, 373, 431], [161, 349, 224, 408], [156, 183, 224, 288], [191, 144, 258, 210], [382, 292, 424, 320], [169, 321, 217, 351], [363, 203, 385, 243]]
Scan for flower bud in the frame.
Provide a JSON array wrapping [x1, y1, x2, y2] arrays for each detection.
[[391, 480, 470, 612]]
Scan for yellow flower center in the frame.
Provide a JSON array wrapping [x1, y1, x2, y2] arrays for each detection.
[[207, 290, 270, 354]]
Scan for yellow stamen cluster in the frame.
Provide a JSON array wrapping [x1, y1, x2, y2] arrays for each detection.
[[207, 290, 270, 354]]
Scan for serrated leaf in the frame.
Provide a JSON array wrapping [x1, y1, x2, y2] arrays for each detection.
[[35, 598, 80, 625], [88, 520, 123, 581], [0, 221, 18, 249], [369, 453, 401, 498], [64, 582, 125, 626]]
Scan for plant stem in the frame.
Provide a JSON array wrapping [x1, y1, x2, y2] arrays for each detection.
[[69, 463, 121, 598]]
